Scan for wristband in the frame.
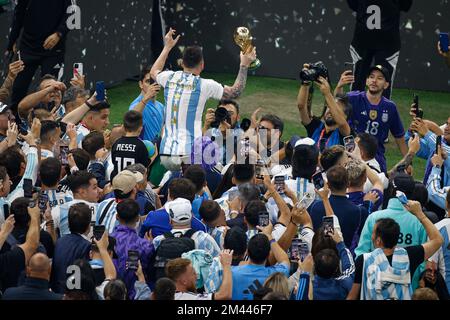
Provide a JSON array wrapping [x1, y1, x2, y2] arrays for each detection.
[[269, 239, 276, 245], [290, 218, 300, 227], [85, 101, 94, 109]]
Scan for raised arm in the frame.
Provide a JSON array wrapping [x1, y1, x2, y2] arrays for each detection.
[[316, 183, 335, 217], [388, 134, 419, 177], [94, 232, 117, 281], [214, 250, 233, 300], [221, 49, 256, 100], [405, 201, 444, 261], [297, 75, 313, 126], [18, 82, 66, 119], [61, 93, 98, 125], [334, 70, 355, 96], [18, 205, 40, 265], [316, 77, 351, 136], [263, 176, 291, 226], [259, 223, 289, 266], [150, 28, 180, 81]]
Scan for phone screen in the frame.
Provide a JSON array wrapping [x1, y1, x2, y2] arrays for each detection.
[[323, 216, 334, 237], [344, 135, 356, 153], [73, 63, 84, 77], [274, 176, 285, 193], [436, 136, 442, 155], [23, 178, 33, 199], [93, 225, 106, 241], [440, 32, 449, 53], [258, 212, 270, 227], [95, 81, 106, 101], [297, 192, 315, 210], [312, 172, 325, 190], [60, 146, 70, 165], [127, 250, 139, 270], [38, 192, 49, 212]]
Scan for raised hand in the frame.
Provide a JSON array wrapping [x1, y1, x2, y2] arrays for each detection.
[[164, 28, 181, 49]]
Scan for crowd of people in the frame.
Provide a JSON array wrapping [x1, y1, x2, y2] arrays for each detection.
[[1, 1, 450, 302]]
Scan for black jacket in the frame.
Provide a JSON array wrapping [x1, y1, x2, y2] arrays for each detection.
[[2, 277, 63, 300], [7, 0, 72, 55]]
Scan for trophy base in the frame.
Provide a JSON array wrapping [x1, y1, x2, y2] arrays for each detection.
[[249, 59, 261, 71]]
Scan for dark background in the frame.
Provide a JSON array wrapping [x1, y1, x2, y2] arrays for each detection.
[[1, 0, 449, 92]]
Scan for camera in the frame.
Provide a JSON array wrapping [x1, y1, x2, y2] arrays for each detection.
[[211, 107, 231, 128], [300, 61, 329, 83]]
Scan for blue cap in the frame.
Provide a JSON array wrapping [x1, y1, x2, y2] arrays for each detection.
[[146, 210, 171, 238]]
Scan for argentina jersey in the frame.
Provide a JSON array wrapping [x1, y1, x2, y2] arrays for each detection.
[[157, 71, 224, 156], [96, 198, 119, 234], [76, 124, 91, 147], [430, 219, 450, 291], [52, 199, 98, 237], [42, 188, 73, 210]]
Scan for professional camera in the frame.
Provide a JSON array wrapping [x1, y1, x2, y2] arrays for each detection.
[[299, 61, 329, 83], [211, 107, 231, 128]]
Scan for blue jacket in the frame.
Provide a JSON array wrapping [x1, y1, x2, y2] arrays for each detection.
[[313, 242, 355, 300], [2, 278, 63, 300]]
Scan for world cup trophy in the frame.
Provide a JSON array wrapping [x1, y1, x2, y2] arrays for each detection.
[[234, 27, 261, 70]]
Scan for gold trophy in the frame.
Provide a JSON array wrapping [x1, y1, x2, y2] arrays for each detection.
[[234, 27, 261, 70]]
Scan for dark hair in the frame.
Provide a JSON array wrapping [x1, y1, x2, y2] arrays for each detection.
[[184, 165, 206, 193], [68, 203, 92, 234], [244, 200, 267, 228], [314, 249, 340, 279], [182, 46, 204, 69], [212, 164, 235, 199], [260, 114, 284, 135], [357, 133, 378, 160], [70, 149, 90, 171], [82, 132, 105, 158], [39, 74, 57, 85], [218, 99, 240, 114], [153, 278, 176, 300], [292, 144, 319, 180], [263, 291, 288, 300], [233, 164, 255, 183], [0, 166, 7, 182], [139, 65, 152, 82], [88, 101, 110, 113], [65, 259, 98, 300], [10, 197, 31, 228], [311, 227, 339, 257], [0, 146, 25, 179], [320, 145, 345, 172], [199, 200, 221, 223], [104, 279, 127, 300], [39, 158, 62, 187], [335, 93, 352, 120], [123, 110, 143, 132], [63, 86, 90, 105], [412, 182, 428, 205], [224, 227, 247, 260], [374, 218, 400, 249], [168, 178, 196, 202], [247, 234, 271, 264], [326, 165, 348, 192], [40, 120, 60, 143], [67, 171, 96, 194], [116, 199, 140, 224]]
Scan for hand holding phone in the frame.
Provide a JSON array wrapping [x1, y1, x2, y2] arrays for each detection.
[[73, 63, 84, 77], [396, 191, 409, 205], [322, 216, 334, 237], [439, 32, 449, 53], [38, 192, 49, 213], [60, 145, 70, 165], [93, 225, 106, 241], [23, 178, 34, 199], [296, 192, 315, 210], [436, 136, 442, 156], [344, 135, 356, 153], [312, 172, 325, 190], [258, 212, 270, 227], [274, 176, 285, 193]]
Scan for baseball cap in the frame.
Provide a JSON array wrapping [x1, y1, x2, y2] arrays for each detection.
[[112, 170, 144, 194], [0, 103, 10, 114], [368, 65, 390, 81], [165, 198, 192, 224], [295, 137, 315, 148], [144, 211, 171, 238]]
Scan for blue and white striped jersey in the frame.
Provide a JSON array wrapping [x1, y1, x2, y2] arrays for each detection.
[[0, 147, 39, 225], [430, 218, 450, 291], [156, 71, 224, 156], [42, 188, 73, 210], [52, 199, 98, 237], [76, 123, 91, 148], [96, 198, 118, 234], [40, 149, 55, 159]]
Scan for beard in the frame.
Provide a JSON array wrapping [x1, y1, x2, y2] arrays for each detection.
[[368, 88, 383, 95], [325, 118, 336, 127]]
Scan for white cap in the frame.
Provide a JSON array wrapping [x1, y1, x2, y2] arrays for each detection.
[[295, 137, 315, 148], [165, 198, 192, 224]]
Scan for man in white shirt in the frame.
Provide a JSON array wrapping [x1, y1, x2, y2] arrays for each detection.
[[150, 28, 257, 171]]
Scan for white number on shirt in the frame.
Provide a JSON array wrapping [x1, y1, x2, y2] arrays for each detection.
[[365, 121, 380, 136], [115, 157, 135, 172]]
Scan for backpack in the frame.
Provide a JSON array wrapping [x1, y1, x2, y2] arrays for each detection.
[[149, 229, 196, 282]]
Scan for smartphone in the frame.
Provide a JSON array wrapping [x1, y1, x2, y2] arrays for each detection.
[[322, 216, 334, 237], [298, 241, 309, 262], [258, 212, 270, 227], [344, 62, 354, 73], [289, 238, 301, 261], [274, 176, 285, 193], [38, 192, 49, 212], [396, 190, 409, 205], [17, 50, 21, 61], [23, 178, 33, 199], [319, 138, 327, 153], [240, 138, 250, 158], [60, 145, 70, 165], [228, 189, 239, 202], [436, 136, 442, 155], [127, 250, 139, 271], [3, 204, 10, 220], [73, 63, 84, 77], [312, 171, 325, 190], [93, 225, 106, 241], [344, 135, 356, 153], [296, 192, 315, 210], [440, 32, 449, 53], [95, 81, 106, 102], [255, 159, 269, 179]]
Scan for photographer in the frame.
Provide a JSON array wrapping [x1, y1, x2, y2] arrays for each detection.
[[297, 64, 352, 148], [203, 100, 244, 166]]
